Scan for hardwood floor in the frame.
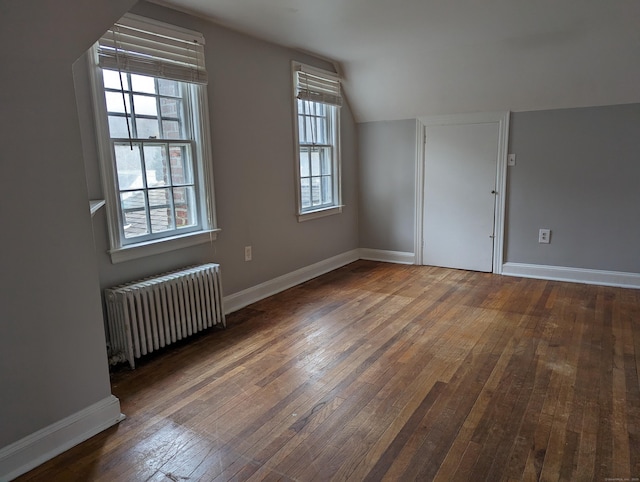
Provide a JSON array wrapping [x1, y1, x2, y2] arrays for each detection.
[[17, 261, 640, 481]]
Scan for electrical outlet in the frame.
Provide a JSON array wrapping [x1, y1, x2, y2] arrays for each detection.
[[538, 229, 551, 244], [244, 245, 252, 261]]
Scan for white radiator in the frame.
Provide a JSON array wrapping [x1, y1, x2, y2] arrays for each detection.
[[105, 263, 225, 368]]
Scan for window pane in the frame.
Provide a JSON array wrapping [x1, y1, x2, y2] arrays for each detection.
[[300, 178, 311, 209], [158, 78, 179, 97], [169, 145, 194, 184], [173, 186, 197, 228], [148, 188, 170, 208], [123, 212, 149, 238], [103, 70, 128, 90], [105, 91, 130, 114], [143, 145, 169, 187], [320, 148, 332, 175], [311, 177, 321, 205], [108, 115, 132, 138], [136, 118, 160, 139], [121, 191, 148, 239], [114, 144, 143, 190], [321, 176, 333, 204], [305, 117, 315, 143], [160, 97, 181, 118], [298, 116, 305, 143], [300, 148, 310, 177], [315, 117, 326, 144], [296, 101, 328, 145], [133, 95, 157, 116], [162, 120, 181, 139], [131, 74, 156, 94], [121, 189, 145, 210], [310, 150, 321, 176], [150, 207, 173, 233], [148, 188, 173, 233]]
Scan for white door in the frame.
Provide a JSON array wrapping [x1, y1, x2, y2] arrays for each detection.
[[422, 122, 499, 272]]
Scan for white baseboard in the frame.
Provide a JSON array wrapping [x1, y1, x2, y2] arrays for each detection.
[[0, 395, 123, 481], [502, 262, 640, 289], [359, 248, 415, 265], [223, 249, 360, 314]]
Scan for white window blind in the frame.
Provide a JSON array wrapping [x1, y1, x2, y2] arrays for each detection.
[[98, 13, 207, 85], [294, 64, 342, 107]]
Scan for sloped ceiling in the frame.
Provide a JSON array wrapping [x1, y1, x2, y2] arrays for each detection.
[[151, 0, 640, 122]]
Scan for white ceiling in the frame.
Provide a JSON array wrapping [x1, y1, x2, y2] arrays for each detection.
[[152, 0, 640, 122]]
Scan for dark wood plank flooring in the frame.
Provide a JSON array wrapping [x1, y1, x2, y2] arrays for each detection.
[[17, 261, 640, 481]]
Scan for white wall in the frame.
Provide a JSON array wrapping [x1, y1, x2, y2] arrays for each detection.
[[0, 0, 136, 451], [357, 120, 416, 253], [505, 104, 640, 273]]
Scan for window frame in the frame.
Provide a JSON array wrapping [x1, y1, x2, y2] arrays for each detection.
[[292, 62, 343, 222], [89, 15, 218, 263]]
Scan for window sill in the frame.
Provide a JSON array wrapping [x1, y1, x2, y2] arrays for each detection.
[[297, 205, 343, 222], [109, 229, 220, 264], [89, 199, 105, 217]]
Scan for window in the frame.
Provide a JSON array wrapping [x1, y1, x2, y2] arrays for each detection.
[[292, 63, 343, 221], [90, 14, 217, 263]]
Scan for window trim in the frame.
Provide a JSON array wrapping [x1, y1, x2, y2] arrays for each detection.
[[108, 229, 220, 264], [89, 16, 218, 263], [292, 61, 343, 222]]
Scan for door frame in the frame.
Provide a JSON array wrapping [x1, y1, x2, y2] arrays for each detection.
[[414, 111, 510, 273]]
